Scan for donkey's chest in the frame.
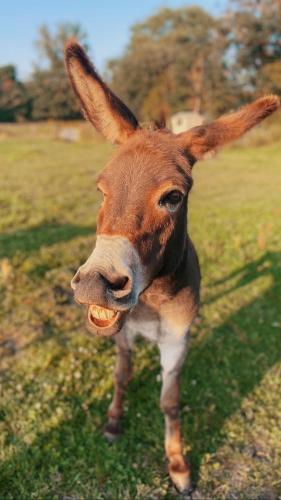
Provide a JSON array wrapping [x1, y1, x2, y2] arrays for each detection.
[[125, 314, 161, 343], [124, 301, 187, 344]]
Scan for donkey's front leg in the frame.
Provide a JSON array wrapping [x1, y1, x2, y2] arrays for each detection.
[[159, 340, 191, 494], [104, 332, 132, 442]]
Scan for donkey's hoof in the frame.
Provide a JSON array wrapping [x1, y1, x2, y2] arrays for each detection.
[[104, 430, 120, 443], [169, 462, 192, 497], [103, 420, 122, 443]]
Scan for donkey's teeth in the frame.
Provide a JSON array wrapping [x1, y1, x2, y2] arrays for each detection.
[[88, 304, 119, 329], [90, 305, 116, 320]]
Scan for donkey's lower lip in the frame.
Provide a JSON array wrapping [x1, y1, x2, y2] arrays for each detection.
[[88, 304, 120, 329]]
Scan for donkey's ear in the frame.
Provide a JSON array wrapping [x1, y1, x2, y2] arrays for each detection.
[[176, 96, 280, 163], [65, 40, 139, 144]]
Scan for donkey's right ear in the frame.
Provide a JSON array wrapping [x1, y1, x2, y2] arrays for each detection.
[[65, 40, 139, 144]]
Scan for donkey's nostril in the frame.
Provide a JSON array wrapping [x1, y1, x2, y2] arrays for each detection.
[[71, 270, 81, 290], [109, 275, 129, 291], [101, 272, 131, 296]]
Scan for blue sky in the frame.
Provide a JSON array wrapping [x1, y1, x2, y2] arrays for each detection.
[[2, 0, 226, 80]]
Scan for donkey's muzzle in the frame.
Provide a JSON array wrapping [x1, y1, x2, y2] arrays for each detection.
[[71, 268, 132, 305], [71, 269, 131, 336], [71, 235, 149, 335]]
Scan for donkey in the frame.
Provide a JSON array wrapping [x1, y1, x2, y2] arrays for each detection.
[[65, 41, 279, 493]]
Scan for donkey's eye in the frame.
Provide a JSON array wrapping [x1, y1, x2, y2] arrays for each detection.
[[159, 190, 183, 212]]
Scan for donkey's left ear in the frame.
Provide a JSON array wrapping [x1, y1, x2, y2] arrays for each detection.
[[176, 96, 280, 163], [65, 40, 139, 144]]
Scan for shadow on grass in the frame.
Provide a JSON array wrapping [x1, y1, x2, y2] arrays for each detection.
[[183, 250, 281, 481], [1, 251, 281, 496], [0, 222, 94, 259]]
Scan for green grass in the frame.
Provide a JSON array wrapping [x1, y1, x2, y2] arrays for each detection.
[[0, 130, 281, 499]]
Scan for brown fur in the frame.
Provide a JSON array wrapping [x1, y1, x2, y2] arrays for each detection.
[[176, 95, 280, 159], [96, 129, 193, 278], [65, 41, 280, 493], [65, 40, 139, 144], [105, 334, 132, 440]]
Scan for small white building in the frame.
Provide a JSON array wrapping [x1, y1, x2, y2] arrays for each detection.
[[169, 111, 204, 134], [57, 127, 81, 142]]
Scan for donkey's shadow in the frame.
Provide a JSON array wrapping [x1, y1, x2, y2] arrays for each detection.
[[181, 250, 281, 482], [1, 250, 281, 496]]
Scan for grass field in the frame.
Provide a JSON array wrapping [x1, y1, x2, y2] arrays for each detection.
[[0, 125, 281, 499]]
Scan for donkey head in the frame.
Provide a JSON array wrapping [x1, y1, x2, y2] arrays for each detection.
[[65, 41, 279, 336]]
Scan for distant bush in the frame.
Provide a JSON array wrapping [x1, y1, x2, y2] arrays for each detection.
[[0, 65, 31, 122]]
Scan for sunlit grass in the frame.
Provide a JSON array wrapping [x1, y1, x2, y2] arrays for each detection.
[[0, 130, 281, 498]]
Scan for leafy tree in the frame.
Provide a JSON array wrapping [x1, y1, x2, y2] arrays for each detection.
[[228, 0, 281, 94], [28, 23, 88, 120], [108, 7, 233, 121], [0, 65, 30, 122], [258, 59, 281, 103]]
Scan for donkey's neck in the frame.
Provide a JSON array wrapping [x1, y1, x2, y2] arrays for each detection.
[[141, 233, 200, 307]]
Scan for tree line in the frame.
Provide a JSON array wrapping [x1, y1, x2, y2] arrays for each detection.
[[1, 0, 280, 123]]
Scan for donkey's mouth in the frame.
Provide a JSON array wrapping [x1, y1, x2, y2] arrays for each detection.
[[87, 304, 120, 329]]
